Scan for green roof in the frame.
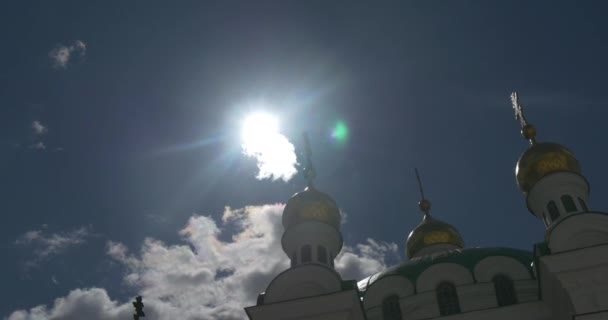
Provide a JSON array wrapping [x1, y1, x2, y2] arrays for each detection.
[[358, 247, 534, 293]]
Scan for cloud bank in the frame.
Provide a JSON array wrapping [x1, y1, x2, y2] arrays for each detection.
[[8, 205, 399, 320]]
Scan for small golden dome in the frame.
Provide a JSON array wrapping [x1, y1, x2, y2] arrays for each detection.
[[406, 214, 464, 258], [282, 187, 341, 229], [516, 142, 581, 193]]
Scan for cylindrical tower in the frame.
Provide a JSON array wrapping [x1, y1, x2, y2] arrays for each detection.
[[282, 186, 343, 268], [509, 92, 608, 254]]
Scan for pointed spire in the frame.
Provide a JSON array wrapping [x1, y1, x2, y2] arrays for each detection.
[[415, 168, 432, 216], [511, 92, 537, 145], [302, 132, 316, 188]]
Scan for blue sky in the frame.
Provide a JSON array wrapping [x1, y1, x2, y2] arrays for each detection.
[[2, 1, 608, 319]]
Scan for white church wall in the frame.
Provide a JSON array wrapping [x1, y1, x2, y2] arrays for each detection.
[[457, 282, 498, 312], [416, 263, 474, 292], [547, 212, 608, 253], [431, 301, 551, 320], [264, 264, 342, 304], [539, 243, 608, 318], [366, 284, 545, 320], [246, 289, 366, 320], [362, 275, 414, 311], [362, 274, 539, 320], [400, 290, 439, 319], [514, 279, 540, 303], [473, 256, 532, 282]]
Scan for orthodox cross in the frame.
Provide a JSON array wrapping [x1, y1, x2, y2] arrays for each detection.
[[302, 132, 316, 188], [511, 92, 528, 127], [510, 92, 537, 144]]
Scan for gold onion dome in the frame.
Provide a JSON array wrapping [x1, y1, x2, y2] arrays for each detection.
[[282, 132, 341, 230], [282, 186, 341, 229], [510, 92, 582, 194], [406, 209, 464, 259], [516, 142, 581, 193], [407, 170, 464, 258]]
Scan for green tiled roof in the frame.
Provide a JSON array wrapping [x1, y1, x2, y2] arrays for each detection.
[[358, 247, 534, 293]]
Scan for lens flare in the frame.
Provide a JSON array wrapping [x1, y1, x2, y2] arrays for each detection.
[[331, 121, 349, 144]]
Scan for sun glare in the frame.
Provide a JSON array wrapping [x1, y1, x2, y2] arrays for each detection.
[[241, 111, 298, 181], [242, 112, 279, 144]]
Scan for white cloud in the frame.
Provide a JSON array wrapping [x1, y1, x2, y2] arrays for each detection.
[[48, 40, 87, 69], [335, 238, 399, 281], [9, 205, 398, 320], [31, 121, 48, 135], [29, 142, 46, 150], [241, 112, 298, 182], [7, 288, 133, 320], [15, 226, 91, 266]]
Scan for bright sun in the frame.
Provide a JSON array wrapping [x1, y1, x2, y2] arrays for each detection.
[[241, 112, 280, 145], [241, 111, 298, 181]]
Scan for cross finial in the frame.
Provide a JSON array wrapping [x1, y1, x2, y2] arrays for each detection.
[[415, 168, 431, 215], [511, 92, 527, 127], [510, 92, 537, 145], [302, 132, 316, 188]]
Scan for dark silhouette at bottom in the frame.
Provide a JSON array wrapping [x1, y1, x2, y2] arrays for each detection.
[[133, 296, 145, 319]]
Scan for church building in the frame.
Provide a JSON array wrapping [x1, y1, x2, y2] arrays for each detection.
[[245, 93, 608, 320]]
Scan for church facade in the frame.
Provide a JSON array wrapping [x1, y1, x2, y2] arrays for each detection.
[[245, 94, 608, 320]]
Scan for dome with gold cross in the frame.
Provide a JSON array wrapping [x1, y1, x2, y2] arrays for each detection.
[[516, 142, 581, 193], [510, 92, 582, 194], [282, 133, 341, 230], [282, 186, 341, 230]]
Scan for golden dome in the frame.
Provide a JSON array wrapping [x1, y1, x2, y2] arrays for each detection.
[[406, 214, 464, 258], [282, 187, 341, 229], [516, 142, 581, 193]]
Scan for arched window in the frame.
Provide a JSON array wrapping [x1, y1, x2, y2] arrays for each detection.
[[291, 251, 297, 267], [301, 245, 312, 263], [436, 282, 461, 316], [542, 213, 550, 227], [493, 274, 517, 306], [317, 246, 327, 264], [382, 295, 402, 320], [547, 201, 560, 221], [561, 195, 577, 213], [578, 197, 589, 212]]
